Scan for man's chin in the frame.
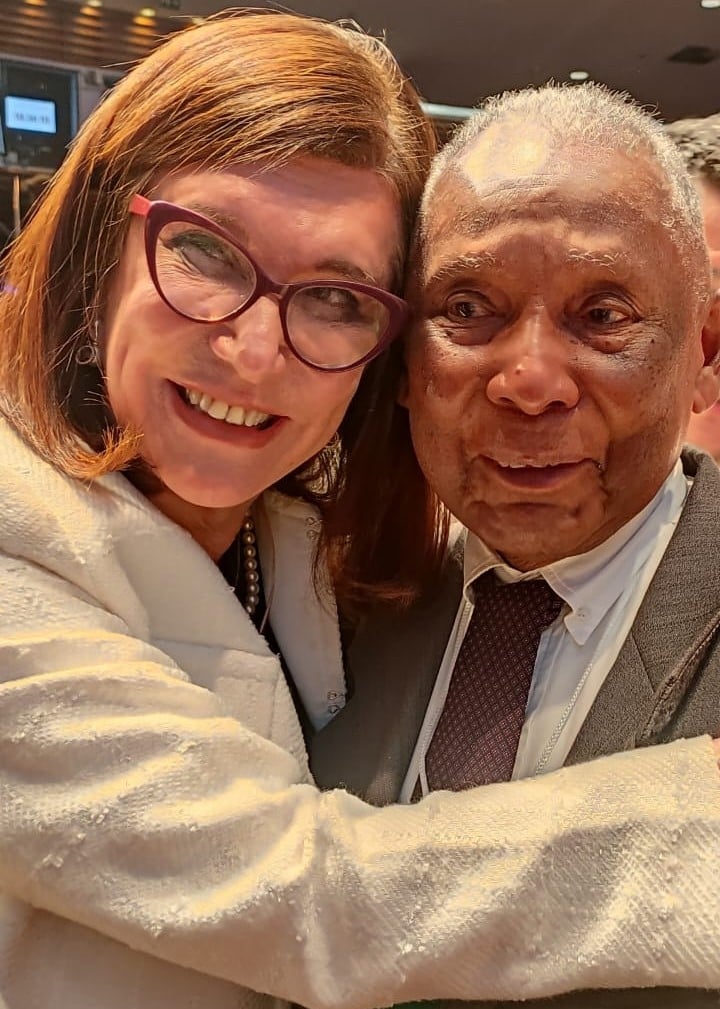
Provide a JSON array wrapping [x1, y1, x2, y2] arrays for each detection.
[[464, 500, 600, 571]]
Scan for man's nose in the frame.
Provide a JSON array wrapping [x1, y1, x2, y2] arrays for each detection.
[[485, 310, 580, 415], [209, 296, 286, 379]]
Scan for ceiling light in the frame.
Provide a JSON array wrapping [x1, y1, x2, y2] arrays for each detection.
[[569, 69, 590, 81], [701, 0, 720, 8], [87, 0, 103, 7], [138, 6, 155, 15]]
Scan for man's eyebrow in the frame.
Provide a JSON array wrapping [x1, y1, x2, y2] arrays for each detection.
[[425, 251, 497, 285], [426, 246, 634, 283], [564, 247, 630, 269]]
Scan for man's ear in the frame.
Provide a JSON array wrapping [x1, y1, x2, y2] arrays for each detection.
[[692, 291, 720, 414]]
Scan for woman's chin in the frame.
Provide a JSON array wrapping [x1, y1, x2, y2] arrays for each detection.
[[149, 470, 262, 513]]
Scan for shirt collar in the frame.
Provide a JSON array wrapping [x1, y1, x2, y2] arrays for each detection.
[[463, 459, 691, 646]]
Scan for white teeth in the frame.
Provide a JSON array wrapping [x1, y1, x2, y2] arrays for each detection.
[[242, 410, 271, 428], [225, 406, 246, 426], [184, 388, 271, 428], [207, 400, 229, 421]]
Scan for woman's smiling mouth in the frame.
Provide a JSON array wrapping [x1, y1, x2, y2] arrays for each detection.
[[180, 385, 278, 430], [168, 382, 284, 442]]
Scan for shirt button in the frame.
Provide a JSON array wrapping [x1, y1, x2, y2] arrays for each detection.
[[576, 608, 588, 620]]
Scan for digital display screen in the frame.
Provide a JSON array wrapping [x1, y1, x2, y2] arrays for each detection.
[[4, 95, 57, 135]]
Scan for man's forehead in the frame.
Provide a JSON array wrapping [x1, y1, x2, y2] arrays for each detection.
[[429, 180, 657, 240], [423, 140, 671, 252], [454, 120, 651, 191]]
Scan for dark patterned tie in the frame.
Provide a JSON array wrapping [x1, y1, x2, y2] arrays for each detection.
[[424, 573, 564, 791]]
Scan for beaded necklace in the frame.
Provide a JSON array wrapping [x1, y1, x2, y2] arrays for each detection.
[[238, 515, 260, 616]]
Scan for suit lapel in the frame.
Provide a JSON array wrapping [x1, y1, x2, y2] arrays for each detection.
[[568, 450, 720, 764], [310, 539, 464, 805], [566, 632, 654, 764]]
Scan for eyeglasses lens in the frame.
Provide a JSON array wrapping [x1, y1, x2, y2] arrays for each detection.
[[286, 285, 389, 369], [155, 221, 256, 322]]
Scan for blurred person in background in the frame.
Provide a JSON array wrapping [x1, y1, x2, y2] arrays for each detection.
[[313, 83, 720, 1008], [667, 113, 720, 461]]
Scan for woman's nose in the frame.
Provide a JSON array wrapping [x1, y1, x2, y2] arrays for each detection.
[[209, 297, 286, 379]]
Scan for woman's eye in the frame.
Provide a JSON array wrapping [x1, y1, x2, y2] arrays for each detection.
[[311, 287, 356, 309], [299, 287, 367, 322], [445, 294, 493, 322], [173, 231, 226, 258], [167, 231, 239, 270]]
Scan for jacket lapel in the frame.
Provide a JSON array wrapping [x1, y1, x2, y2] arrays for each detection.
[[310, 539, 464, 804], [568, 449, 720, 764], [255, 492, 346, 731]]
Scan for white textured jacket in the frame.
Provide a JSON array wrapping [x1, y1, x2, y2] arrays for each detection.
[[1, 418, 720, 1009]]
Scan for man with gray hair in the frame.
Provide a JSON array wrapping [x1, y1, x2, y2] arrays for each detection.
[[667, 113, 720, 460], [313, 83, 720, 1007]]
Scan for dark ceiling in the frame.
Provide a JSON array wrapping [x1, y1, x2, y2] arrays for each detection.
[[377, 0, 720, 121], [121, 0, 720, 123]]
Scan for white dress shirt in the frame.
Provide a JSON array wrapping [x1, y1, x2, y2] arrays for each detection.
[[401, 460, 691, 802]]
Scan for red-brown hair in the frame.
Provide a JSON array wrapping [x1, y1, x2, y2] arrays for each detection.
[[0, 9, 447, 610]]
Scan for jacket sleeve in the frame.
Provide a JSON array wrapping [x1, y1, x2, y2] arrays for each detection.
[[1, 551, 720, 1009]]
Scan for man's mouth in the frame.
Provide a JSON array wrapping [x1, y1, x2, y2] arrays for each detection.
[[484, 456, 594, 489], [180, 386, 278, 431], [492, 458, 585, 470]]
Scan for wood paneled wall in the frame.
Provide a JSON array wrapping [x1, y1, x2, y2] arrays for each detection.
[[0, 0, 183, 70]]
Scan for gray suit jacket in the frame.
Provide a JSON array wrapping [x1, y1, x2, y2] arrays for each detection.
[[311, 450, 720, 1008]]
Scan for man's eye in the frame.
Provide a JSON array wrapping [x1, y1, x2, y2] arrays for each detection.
[[583, 304, 630, 327], [445, 294, 492, 321]]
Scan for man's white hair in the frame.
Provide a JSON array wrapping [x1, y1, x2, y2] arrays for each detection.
[[420, 83, 707, 289]]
